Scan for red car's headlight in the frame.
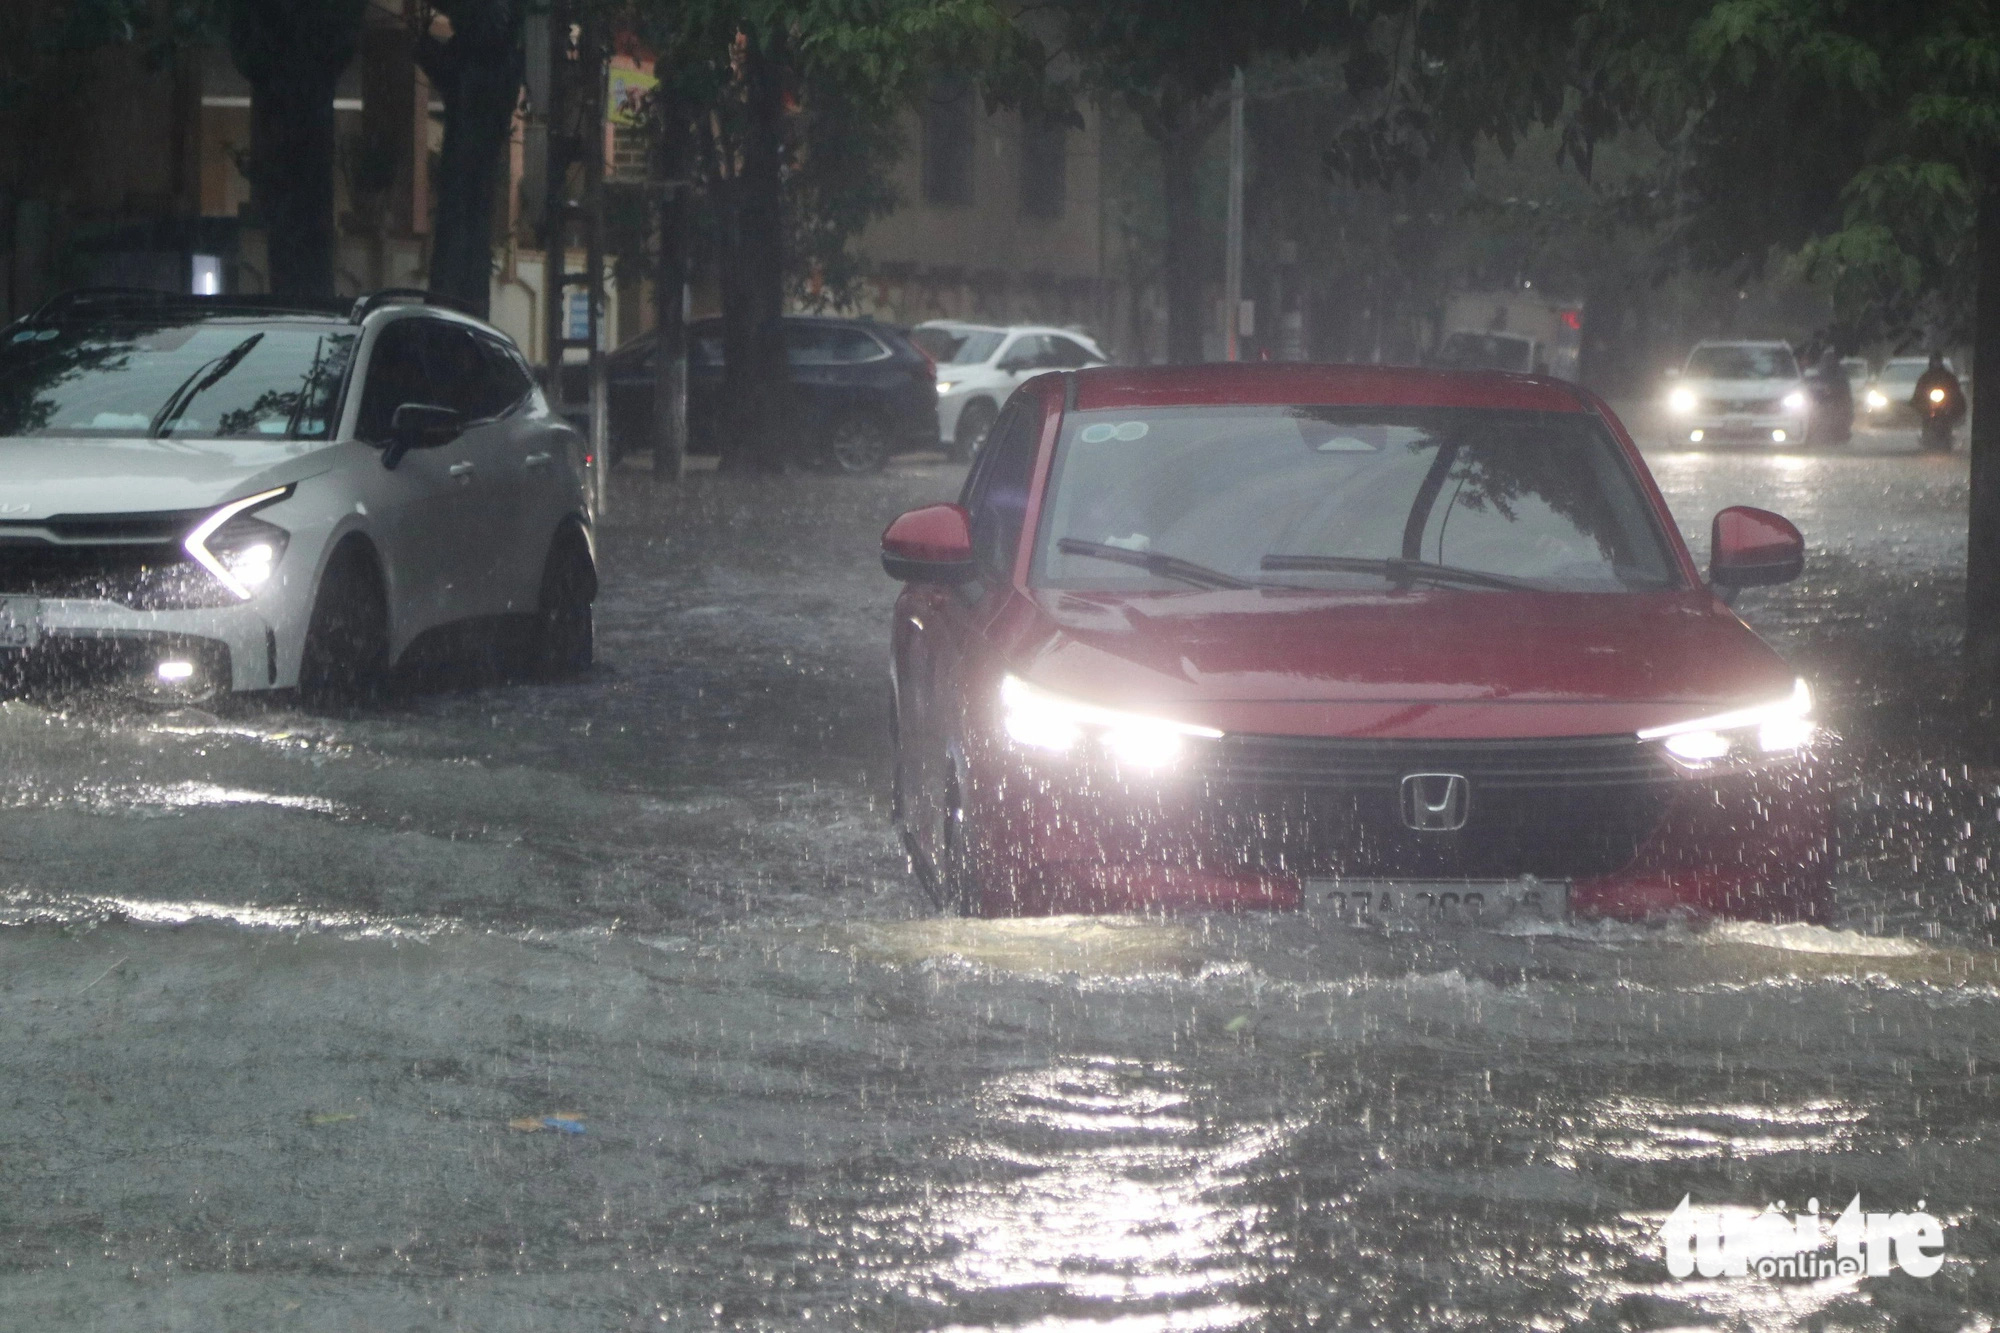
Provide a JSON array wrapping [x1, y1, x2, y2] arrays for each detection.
[[1638, 678, 1815, 774], [1000, 674, 1222, 770]]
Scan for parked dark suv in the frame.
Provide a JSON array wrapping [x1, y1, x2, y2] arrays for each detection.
[[590, 315, 939, 471]]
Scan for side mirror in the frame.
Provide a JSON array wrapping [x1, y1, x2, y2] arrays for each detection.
[[998, 356, 1034, 374], [1711, 505, 1803, 589], [383, 403, 464, 469], [882, 503, 976, 583]]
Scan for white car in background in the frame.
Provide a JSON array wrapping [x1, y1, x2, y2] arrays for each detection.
[[1865, 356, 1954, 425], [0, 289, 595, 701], [911, 322, 1109, 458], [1665, 340, 1811, 447]]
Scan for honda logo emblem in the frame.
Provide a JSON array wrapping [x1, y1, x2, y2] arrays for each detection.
[[1400, 773, 1469, 832]]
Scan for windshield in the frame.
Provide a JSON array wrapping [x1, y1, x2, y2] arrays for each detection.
[[1879, 358, 1940, 385], [0, 321, 355, 439], [911, 326, 1005, 365], [1684, 344, 1799, 380], [1434, 331, 1535, 372], [1033, 406, 1679, 593]]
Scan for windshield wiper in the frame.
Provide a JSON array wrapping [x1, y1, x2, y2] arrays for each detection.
[[151, 332, 265, 437], [1260, 553, 1536, 591], [1058, 537, 1254, 590]]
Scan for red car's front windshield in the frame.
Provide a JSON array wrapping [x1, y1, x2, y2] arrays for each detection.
[[1031, 405, 1682, 594]]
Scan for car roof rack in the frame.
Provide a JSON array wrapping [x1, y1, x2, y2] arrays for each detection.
[[348, 288, 477, 323], [21, 288, 349, 323]]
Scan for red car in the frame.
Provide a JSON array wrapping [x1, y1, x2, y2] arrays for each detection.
[[882, 364, 1830, 925]]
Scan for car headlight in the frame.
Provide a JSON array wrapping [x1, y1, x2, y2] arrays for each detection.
[[1000, 674, 1222, 769], [936, 380, 958, 395], [1637, 678, 1814, 773], [185, 486, 292, 600], [1866, 389, 1888, 410], [1667, 386, 1697, 414], [1782, 390, 1807, 412]]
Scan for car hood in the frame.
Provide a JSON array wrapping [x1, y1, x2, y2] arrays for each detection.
[[1003, 586, 1800, 740], [0, 435, 342, 518], [1683, 376, 1802, 398]]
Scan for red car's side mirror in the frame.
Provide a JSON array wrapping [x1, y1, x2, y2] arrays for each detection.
[[1711, 505, 1804, 589], [882, 503, 977, 583]]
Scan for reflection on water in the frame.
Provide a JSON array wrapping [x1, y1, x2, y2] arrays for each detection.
[[909, 1058, 1288, 1327], [1556, 1095, 1868, 1164]]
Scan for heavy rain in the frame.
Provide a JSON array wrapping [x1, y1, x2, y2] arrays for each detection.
[[5, 1, 2000, 1331]]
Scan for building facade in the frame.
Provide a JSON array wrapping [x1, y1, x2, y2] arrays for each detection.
[[1, 17, 1113, 362]]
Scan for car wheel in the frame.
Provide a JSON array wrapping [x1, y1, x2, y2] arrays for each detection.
[[826, 416, 891, 474], [298, 541, 389, 705], [528, 526, 596, 678], [950, 399, 997, 462]]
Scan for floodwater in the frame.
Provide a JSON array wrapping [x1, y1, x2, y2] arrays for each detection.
[[2, 420, 1998, 1331]]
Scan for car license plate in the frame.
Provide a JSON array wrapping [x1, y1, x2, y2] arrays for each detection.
[[0, 597, 39, 651], [1305, 877, 1568, 927]]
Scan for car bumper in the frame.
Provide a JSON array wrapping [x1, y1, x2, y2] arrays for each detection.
[[957, 731, 1833, 923], [1680, 415, 1809, 443], [935, 390, 967, 443], [2, 598, 279, 694]]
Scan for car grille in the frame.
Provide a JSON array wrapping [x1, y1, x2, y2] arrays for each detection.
[[1184, 732, 1683, 880], [0, 511, 231, 609], [1703, 397, 1781, 415]]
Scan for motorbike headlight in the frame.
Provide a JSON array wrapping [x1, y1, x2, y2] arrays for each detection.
[[1667, 387, 1697, 414], [1930, 387, 1947, 404], [1637, 678, 1815, 773], [1000, 674, 1222, 769], [1782, 390, 1807, 411], [1866, 389, 1888, 410], [185, 486, 292, 600]]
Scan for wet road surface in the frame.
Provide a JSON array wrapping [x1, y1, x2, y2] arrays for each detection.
[[3, 418, 1999, 1331]]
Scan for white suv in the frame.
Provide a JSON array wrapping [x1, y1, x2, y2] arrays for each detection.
[[0, 289, 595, 700], [1666, 340, 1811, 447], [911, 322, 1108, 458]]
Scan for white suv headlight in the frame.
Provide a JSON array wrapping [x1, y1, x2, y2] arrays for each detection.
[[185, 486, 292, 600], [1000, 674, 1221, 769], [1782, 389, 1808, 412], [1668, 387, 1697, 414], [1637, 678, 1814, 773]]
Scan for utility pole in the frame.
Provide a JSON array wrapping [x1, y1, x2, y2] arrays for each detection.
[[1224, 67, 1245, 363], [538, 1, 610, 518]]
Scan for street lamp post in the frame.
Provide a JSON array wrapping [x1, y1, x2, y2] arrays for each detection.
[[1224, 68, 1245, 363]]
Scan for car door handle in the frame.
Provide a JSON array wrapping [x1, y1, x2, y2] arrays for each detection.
[[448, 461, 476, 478], [524, 451, 553, 468]]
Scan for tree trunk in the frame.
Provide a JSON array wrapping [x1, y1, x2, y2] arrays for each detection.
[[419, 1, 523, 318], [717, 35, 790, 474], [1161, 113, 1207, 364], [652, 93, 692, 476], [248, 67, 341, 296], [1966, 147, 2000, 694], [229, 0, 366, 298]]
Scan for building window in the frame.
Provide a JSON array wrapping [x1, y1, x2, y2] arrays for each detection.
[[1019, 113, 1066, 219], [922, 75, 975, 207]]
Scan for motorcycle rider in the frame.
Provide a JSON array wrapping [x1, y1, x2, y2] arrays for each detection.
[[1913, 351, 1967, 448], [1806, 345, 1854, 445]]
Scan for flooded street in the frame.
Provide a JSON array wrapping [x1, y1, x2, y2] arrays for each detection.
[[5, 422, 2000, 1331]]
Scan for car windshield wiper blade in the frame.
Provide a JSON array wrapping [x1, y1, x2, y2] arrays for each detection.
[[1058, 537, 1254, 590], [152, 332, 265, 437], [1260, 553, 1536, 591]]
